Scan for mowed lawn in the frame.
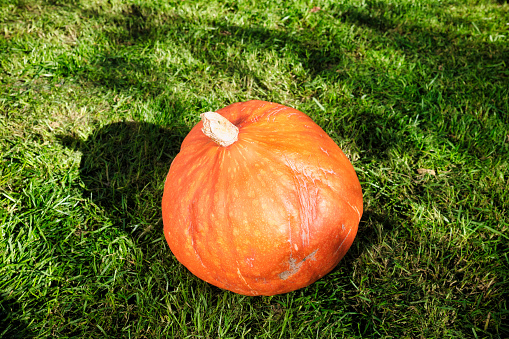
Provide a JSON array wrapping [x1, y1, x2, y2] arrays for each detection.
[[1, 0, 508, 337]]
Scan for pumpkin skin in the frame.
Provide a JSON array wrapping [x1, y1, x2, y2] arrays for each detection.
[[162, 100, 363, 296]]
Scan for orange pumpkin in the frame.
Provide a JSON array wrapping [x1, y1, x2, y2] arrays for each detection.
[[162, 100, 363, 296]]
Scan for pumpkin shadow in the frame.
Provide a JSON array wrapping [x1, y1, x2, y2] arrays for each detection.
[[0, 298, 34, 338], [59, 120, 187, 237]]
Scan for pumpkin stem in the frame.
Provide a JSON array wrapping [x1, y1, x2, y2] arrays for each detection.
[[200, 112, 239, 147]]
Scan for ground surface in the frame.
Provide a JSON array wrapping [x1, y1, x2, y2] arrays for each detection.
[[1, 0, 508, 338]]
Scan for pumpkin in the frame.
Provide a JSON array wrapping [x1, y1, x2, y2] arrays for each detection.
[[162, 100, 363, 296]]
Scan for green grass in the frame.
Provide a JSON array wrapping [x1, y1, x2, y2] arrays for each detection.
[[1, 0, 508, 337]]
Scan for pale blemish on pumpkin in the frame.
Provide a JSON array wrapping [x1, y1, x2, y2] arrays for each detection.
[[320, 167, 338, 176], [279, 249, 318, 280], [346, 200, 361, 221], [334, 227, 352, 256], [257, 177, 266, 187], [237, 267, 256, 294], [294, 243, 299, 251], [265, 106, 285, 122], [283, 155, 318, 247], [189, 222, 207, 269]]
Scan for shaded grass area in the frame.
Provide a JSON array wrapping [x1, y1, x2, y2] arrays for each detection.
[[1, 0, 508, 337]]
